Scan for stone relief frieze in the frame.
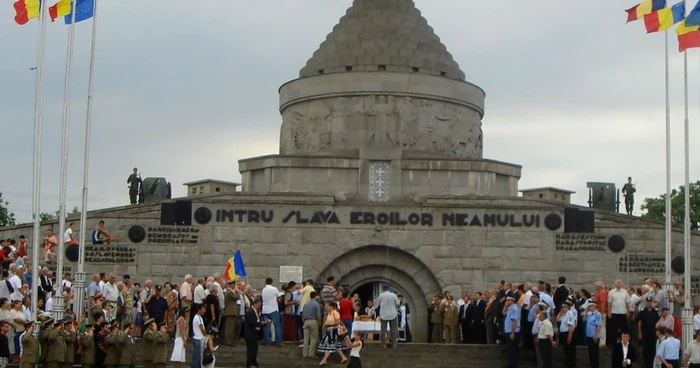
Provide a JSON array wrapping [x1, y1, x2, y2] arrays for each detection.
[[280, 95, 483, 158]]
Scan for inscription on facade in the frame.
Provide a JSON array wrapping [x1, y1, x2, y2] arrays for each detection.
[[555, 234, 607, 252], [85, 245, 136, 264], [206, 207, 548, 229], [692, 276, 700, 295], [147, 227, 200, 244], [618, 254, 666, 274]]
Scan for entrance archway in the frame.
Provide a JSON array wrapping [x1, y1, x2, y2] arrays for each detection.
[[316, 245, 442, 342]]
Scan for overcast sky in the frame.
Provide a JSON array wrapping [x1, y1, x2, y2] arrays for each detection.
[[1, 0, 699, 223]]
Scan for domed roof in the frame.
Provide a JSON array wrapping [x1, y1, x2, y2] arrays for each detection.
[[299, 0, 466, 81]]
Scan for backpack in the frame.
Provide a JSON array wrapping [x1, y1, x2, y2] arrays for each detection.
[[202, 346, 214, 365], [5, 280, 13, 293]]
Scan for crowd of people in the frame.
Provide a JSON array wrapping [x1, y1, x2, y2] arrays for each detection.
[[3, 230, 700, 368]]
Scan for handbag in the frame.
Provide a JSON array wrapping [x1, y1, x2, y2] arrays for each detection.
[[202, 346, 214, 365]]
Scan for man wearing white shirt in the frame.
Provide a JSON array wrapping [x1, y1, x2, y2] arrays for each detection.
[[684, 330, 700, 368], [102, 274, 119, 319], [8, 267, 23, 302], [63, 223, 78, 245], [261, 278, 283, 347], [98, 273, 106, 292], [608, 279, 631, 345]]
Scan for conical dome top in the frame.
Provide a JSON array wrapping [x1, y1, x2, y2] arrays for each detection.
[[299, 0, 465, 81]]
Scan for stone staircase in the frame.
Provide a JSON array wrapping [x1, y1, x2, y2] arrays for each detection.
[[119, 340, 613, 368]]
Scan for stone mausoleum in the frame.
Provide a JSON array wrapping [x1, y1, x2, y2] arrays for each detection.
[[3, 0, 699, 342]]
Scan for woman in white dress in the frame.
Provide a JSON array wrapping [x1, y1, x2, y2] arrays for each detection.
[[170, 308, 190, 368]]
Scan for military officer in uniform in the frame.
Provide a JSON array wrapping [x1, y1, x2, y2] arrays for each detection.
[[118, 323, 137, 368], [46, 319, 66, 368], [79, 324, 95, 368], [40, 318, 54, 366], [19, 321, 39, 368], [637, 296, 660, 368], [441, 296, 459, 344], [62, 319, 77, 368], [153, 322, 169, 368], [142, 318, 156, 368], [104, 324, 121, 368], [222, 280, 241, 345]]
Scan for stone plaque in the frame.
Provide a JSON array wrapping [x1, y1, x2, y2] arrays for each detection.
[[85, 245, 137, 264], [147, 226, 200, 244], [554, 234, 607, 252], [618, 253, 665, 274], [369, 161, 391, 202], [279, 266, 303, 283]]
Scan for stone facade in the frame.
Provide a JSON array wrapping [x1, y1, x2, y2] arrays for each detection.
[[3, 194, 698, 342]]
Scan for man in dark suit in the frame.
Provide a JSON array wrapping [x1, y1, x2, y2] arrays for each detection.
[[554, 276, 569, 315], [471, 292, 486, 344], [611, 331, 636, 368], [245, 298, 269, 368], [458, 295, 473, 344]]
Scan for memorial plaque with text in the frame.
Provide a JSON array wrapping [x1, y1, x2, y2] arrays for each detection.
[[618, 254, 665, 274], [147, 226, 200, 244], [85, 245, 137, 264]]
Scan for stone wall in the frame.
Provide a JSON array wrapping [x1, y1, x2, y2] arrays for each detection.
[[2, 194, 699, 341]]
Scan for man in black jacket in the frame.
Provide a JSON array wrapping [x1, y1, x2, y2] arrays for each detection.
[[471, 292, 486, 344], [245, 298, 269, 368], [611, 331, 637, 368], [458, 295, 473, 343], [126, 168, 141, 205], [554, 277, 569, 315]]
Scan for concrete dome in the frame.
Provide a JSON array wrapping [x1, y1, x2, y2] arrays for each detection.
[[299, 0, 466, 81]]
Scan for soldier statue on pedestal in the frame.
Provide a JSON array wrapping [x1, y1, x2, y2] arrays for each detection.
[[622, 177, 636, 215]]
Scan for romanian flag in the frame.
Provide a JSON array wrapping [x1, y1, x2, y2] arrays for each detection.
[[685, 0, 700, 26], [677, 20, 700, 51], [48, 0, 70, 22], [64, 0, 93, 24], [224, 250, 247, 281], [627, 0, 667, 22], [644, 2, 686, 33], [13, 0, 40, 25]]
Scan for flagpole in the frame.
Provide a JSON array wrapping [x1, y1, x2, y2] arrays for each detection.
[[681, 46, 693, 352], [663, 29, 673, 301], [54, 0, 80, 322], [30, 0, 49, 337], [74, 0, 100, 322]]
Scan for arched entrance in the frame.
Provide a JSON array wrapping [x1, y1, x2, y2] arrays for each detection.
[[316, 245, 442, 342]]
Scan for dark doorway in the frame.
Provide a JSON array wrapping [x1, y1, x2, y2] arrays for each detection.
[[354, 282, 375, 310]]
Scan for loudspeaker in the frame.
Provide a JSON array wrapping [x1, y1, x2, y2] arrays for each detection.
[[175, 200, 192, 226], [577, 210, 595, 233], [564, 208, 578, 233], [160, 202, 177, 226]]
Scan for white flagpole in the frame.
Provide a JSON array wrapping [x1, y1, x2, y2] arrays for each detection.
[[681, 44, 693, 352], [74, 0, 99, 321], [31, 0, 48, 336], [663, 30, 673, 299], [54, 0, 79, 321]]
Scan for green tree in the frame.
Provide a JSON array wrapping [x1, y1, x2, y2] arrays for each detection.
[[641, 180, 700, 229], [39, 212, 57, 223], [0, 192, 16, 227]]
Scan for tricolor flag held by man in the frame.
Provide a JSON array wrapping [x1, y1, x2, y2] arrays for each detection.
[[677, 20, 700, 51], [64, 0, 94, 24], [627, 0, 667, 22], [684, 0, 700, 26], [48, 0, 70, 22], [224, 250, 247, 281], [644, 1, 686, 33], [13, 0, 40, 25]]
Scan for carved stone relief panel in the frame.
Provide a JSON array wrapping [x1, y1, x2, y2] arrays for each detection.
[[280, 95, 483, 158], [369, 161, 391, 202]]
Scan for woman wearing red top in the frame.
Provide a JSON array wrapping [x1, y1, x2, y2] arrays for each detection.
[[339, 291, 355, 336]]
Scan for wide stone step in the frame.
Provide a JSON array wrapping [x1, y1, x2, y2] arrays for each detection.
[[120, 340, 614, 368]]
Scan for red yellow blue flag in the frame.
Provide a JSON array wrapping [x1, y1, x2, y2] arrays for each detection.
[[49, 0, 70, 22], [627, 0, 667, 22], [644, 1, 686, 33], [224, 250, 247, 281], [677, 20, 700, 51], [13, 0, 40, 25], [685, 0, 700, 26]]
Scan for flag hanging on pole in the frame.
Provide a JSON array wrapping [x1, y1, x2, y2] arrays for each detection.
[[13, 0, 41, 25], [677, 20, 700, 51], [48, 0, 69, 22], [627, 0, 667, 22], [64, 0, 93, 24], [645, 2, 686, 32], [685, 0, 700, 26], [224, 250, 247, 281]]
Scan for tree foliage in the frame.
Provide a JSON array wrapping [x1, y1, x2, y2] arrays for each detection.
[[38, 206, 80, 223], [0, 193, 16, 227], [641, 180, 700, 229]]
